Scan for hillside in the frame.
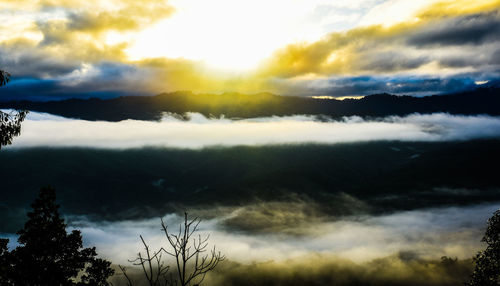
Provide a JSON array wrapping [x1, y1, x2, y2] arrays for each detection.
[[1, 87, 499, 121]]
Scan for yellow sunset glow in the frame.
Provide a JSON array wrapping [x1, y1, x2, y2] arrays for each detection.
[[125, 0, 332, 72], [1, 0, 499, 95], [124, 0, 500, 73]]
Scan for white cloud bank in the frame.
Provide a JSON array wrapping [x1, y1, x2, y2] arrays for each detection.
[[6, 112, 500, 149], [64, 202, 500, 265]]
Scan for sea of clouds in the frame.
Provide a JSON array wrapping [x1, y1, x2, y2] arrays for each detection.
[[55, 202, 500, 265], [5, 111, 500, 149]]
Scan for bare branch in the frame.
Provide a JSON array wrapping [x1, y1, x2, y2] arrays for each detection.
[[126, 212, 224, 286], [118, 265, 134, 286]]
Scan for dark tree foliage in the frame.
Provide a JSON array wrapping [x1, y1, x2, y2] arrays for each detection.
[[0, 238, 14, 285], [0, 109, 27, 148], [0, 69, 10, 86], [0, 69, 27, 149], [0, 187, 114, 286], [78, 255, 116, 286], [468, 209, 500, 286]]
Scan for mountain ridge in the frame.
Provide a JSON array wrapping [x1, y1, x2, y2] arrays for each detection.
[[0, 87, 499, 121]]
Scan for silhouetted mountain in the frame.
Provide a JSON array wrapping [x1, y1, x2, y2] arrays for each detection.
[[1, 87, 499, 121]]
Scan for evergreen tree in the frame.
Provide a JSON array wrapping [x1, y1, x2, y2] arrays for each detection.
[[0, 187, 114, 286], [0, 238, 14, 285], [468, 209, 500, 286]]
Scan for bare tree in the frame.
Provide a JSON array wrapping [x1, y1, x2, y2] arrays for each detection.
[[121, 213, 224, 286], [120, 234, 174, 286], [161, 213, 225, 286]]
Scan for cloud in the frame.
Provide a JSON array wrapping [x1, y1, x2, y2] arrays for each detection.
[[407, 11, 500, 47], [0, 42, 80, 78], [24, 202, 497, 267], [259, 7, 500, 79], [108, 252, 475, 286], [0, 61, 155, 100], [277, 74, 485, 97], [219, 194, 370, 236], [6, 112, 500, 149], [357, 51, 430, 73], [1, 0, 500, 98], [65, 2, 174, 34], [204, 255, 472, 286], [0, 0, 174, 73]]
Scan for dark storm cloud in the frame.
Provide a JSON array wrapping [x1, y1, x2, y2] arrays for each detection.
[[358, 52, 430, 72], [0, 78, 62, 101], [0, 46, 80, 78], [310, 75, 480, 97], [491, 48, 500, 65], [438, 57, 482, 69], [0, 78, 127, 101], [408, 11, 500, 47], [0, 62, 152, 101], [383, 77, 477, 94]]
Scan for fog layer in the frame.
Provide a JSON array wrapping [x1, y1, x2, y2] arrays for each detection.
[[6, 112, 500, 149], [63, 203, 500, 265]]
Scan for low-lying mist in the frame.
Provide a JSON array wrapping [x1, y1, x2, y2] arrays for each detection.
[[201, 254, 473, 286], [6, 112, 500, 149], [4, 197, 494, 285], [110, 253, 474, 286], [68, 203, 497, 285], [62, 202, 498, 265]]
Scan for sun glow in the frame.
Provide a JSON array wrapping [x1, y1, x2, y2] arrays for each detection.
[[124, 0, 466, 73], [125, 0, 336, 72]]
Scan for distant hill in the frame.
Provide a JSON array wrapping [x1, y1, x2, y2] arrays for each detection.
[[1, 140, 499, 228], [1, 87, 499, 121]]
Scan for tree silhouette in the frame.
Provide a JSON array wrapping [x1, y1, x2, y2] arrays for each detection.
[[0, 238, 14, 285], [119, 235, 174, 286], [468, 209, 500, 286], [0, 186, 114, 285], [0, 69, 27, 149], [121, 212, 225, 286], [0, 69, 10, 86]]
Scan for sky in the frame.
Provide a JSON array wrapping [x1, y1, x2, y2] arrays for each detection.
[[0, 0, 499, 100]]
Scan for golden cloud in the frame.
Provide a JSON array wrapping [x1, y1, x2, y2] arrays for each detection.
[[1, 0, 499, 95], [257, 0, 500, 79], [417, 0, 500, 20], [111, 253, 473, 286], [202, 254, 473, 286], [0, 0, 173, 64]]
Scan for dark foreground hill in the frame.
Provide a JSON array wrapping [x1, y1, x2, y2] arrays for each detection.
[[1, 140, 499, 232], [1, 87, 499, 121]]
